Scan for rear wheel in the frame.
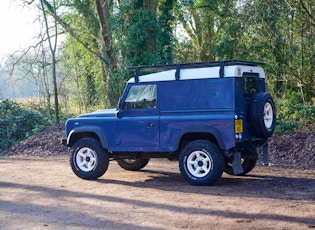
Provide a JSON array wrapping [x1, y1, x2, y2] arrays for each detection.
[[70, 138, 109, 179], [116, 158, 150, 171], [179, 140, 224, 186]]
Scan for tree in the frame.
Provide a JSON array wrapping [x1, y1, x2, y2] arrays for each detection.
[[39, 0, 60, 122], [174, 0, 244, 62], [240, 0, 315, 100], [18, 0, 61, 121], [158, 0, 175, 63], [28, 0, 177, 107], [39, 0, 117, 106]]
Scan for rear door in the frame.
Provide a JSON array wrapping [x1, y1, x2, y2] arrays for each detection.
[[235, 72, 261, 139]]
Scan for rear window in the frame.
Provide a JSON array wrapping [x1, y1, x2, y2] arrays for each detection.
[[243, 73, 259, 97]]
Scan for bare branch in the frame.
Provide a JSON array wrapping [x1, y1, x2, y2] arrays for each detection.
[[41, 0, 107, 64], [299, 0, 315, 27]]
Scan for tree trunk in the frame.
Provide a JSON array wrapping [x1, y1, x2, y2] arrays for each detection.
[[40, 0, 59, 122], [95, 0, 117, 75]]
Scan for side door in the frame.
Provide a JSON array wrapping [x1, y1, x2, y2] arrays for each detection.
[[116, 83, 159, 147]]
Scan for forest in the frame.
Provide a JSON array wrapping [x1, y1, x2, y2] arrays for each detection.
[[0, 0, 315, 150]]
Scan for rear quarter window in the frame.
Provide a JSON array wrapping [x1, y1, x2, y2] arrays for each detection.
[[160, 78, 234, 111]]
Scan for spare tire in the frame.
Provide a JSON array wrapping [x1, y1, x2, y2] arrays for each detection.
[[248, 92, 276, 138]]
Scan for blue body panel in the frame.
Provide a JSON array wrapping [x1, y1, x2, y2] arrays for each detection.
[[159, 111, 235, 151]]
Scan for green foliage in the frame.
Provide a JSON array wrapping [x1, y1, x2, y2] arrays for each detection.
[[105, 0, 176, 105], [115, 1, 162, 66], [107, 67, 132, 106], [60, 34, 105, 112], [275, 99, 315, 134], [0, 100, 48, 152], [157, 0, 175, 63], [22, 99, 70, 123]]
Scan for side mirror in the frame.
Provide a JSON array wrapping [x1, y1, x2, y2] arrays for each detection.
[[116, 109, 120, 118]]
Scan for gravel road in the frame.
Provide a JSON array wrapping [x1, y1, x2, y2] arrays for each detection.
[[0, 156, 314, 230]]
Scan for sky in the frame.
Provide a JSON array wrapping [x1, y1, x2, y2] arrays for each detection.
[[0, 0, 39, 58]]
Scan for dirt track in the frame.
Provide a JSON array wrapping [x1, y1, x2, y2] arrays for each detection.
[[0, 156, 314, 230]]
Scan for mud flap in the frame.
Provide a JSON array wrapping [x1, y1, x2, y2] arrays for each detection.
[[262, 141, 269, 166], [232, 151, 244, 175]]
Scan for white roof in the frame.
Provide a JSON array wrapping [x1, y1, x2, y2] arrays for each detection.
[[128, 65, 265, 83]]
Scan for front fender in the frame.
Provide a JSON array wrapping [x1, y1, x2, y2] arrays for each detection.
[[66, 126, 108, 149]]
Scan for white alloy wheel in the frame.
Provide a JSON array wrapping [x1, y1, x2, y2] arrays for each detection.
[[179, 140, 224, 186], [186, 150, 213, 178], [264, 102, 274, 129], [76, 147, 97, 172]]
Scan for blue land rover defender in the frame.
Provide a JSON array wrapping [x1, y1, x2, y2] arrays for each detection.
[[62, 60, 276, 186]]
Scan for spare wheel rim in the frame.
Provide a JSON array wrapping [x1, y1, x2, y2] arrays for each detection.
[[187, 150, 212, 178], [76, 147, 97, 172], [264, 102, 274, 129]]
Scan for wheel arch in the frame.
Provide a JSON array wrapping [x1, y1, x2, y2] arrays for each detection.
[[178, 128, 226, 151], [67, 126, 108, 149]]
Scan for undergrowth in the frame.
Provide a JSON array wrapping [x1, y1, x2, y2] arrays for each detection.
[[275, 100, 315, 135], [0, 99, 69, 152]]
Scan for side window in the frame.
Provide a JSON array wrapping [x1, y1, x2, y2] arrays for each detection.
[[123, 84, 157, 109]]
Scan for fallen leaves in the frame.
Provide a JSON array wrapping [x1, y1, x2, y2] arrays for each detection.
[[1, 123, 68, 157], [268, 132, 315, 170]]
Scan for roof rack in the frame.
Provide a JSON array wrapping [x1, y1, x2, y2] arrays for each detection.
[[126, 60, 265, 82]]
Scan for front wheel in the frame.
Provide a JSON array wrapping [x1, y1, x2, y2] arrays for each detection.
[[179, 140, 224, 186], [116, 158, 150, 171], [70, 138, 109, 179]]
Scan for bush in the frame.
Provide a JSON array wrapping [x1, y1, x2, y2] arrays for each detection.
[[0, 100, 48, 152], [275, 99, 315, 134]]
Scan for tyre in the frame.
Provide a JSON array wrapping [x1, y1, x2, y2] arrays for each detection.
[[248, 92, 276, 138], [70, 138, 109, 179], [116, 158, 150, 171], [224, 158, 257, 176], [179, 140, 224, 186]]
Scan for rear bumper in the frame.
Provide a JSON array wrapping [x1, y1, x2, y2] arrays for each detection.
[[235, 138, 268, 149]]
